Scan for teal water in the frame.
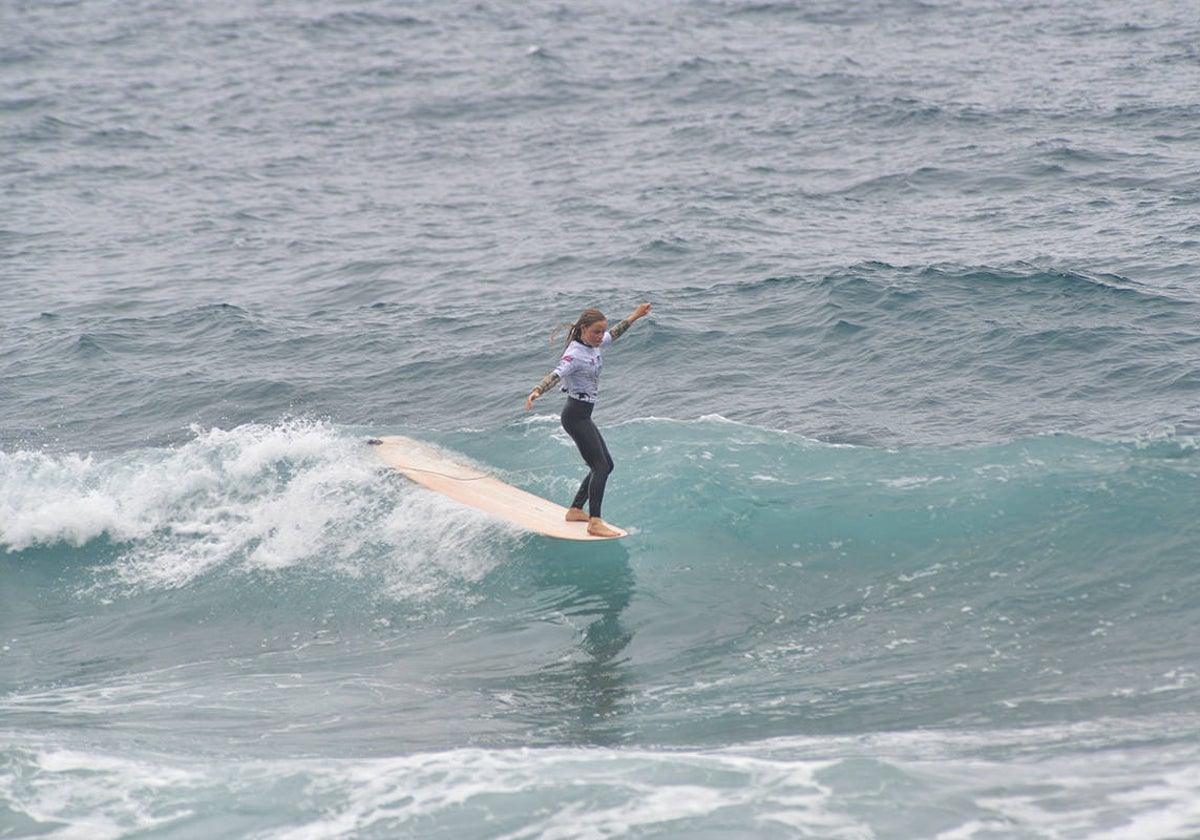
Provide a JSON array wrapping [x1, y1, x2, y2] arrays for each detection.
[[4, 0, 1200, 837], [4, 422, 1199, 836]]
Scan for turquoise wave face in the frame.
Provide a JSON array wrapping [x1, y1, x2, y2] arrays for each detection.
[[4, 419, 1200, 837], [3, 419, 1198, 753]]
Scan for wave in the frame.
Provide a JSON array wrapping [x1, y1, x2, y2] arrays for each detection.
[[5, 405, 1197, 731], [4, 417, 1197, 597], [6, 419, 1194, 742], [5, 419, 1199, 808]]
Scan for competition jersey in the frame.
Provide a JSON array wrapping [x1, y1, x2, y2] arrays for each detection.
[[554, 333, 612, 403]]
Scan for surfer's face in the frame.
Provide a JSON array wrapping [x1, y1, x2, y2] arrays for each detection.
[[581, 320, 608, 347]]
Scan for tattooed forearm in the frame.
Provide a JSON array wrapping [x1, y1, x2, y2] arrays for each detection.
[[532, 373, 561, 397], [608, 318, 632, 340]]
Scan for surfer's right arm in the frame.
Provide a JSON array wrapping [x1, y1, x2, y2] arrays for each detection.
[[525, 372, 561, 410]]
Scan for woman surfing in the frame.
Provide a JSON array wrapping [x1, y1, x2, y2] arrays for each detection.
[[525, 302, 653, 537]]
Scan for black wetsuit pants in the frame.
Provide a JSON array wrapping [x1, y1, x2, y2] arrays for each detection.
[[561, 397, 614, 519]]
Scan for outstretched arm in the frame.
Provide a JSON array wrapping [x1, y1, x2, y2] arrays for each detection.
[[609, 302, 652, 341], [525, 372, 561, 411]]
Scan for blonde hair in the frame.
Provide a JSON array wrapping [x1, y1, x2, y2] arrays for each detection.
[[550, 308, 606, 352]]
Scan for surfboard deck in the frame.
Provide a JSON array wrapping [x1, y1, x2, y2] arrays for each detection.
[[370, 435, 627, 541]]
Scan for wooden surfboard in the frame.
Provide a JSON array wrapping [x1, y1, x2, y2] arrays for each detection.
[[370, 435, 627, 541]]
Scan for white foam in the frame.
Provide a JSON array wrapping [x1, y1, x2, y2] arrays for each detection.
[[0, 450, 134, 550], [1, 748, 203, 840], [5, 729, 1200, 839], [1, 421, 515, 599]]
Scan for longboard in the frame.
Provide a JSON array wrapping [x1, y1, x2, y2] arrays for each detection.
[[370, 435, 627, 541]]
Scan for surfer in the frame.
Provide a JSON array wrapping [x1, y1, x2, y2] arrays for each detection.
[[525, 302, 653, 537]]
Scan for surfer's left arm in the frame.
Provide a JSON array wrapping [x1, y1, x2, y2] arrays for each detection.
[[609, 302, 652, 341]]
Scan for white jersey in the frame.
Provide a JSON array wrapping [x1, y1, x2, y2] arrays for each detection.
[[554, 333, 612, 403]]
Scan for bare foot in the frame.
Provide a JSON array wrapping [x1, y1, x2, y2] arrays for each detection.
[[565, 507, 589, 523], [587, 517, 621, 538]]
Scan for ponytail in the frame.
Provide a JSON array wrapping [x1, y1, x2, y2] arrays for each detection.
[[550, 308, 606, 354], [549, 321, 578, 349]]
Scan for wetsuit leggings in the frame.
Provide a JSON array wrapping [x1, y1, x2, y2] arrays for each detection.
[[561, 397, 614, 519]]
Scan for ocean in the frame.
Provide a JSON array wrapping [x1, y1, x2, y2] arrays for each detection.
[[3, 0, 1200, 837]]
